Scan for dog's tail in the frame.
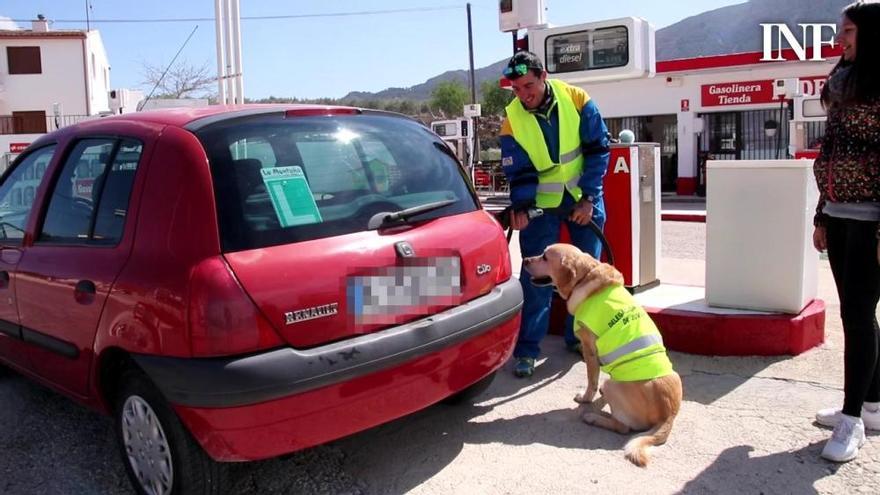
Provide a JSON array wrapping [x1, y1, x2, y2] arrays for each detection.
[[623, 413, 676, 467]]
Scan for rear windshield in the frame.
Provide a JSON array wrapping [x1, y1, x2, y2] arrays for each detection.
[[195, 113, 478, 252]]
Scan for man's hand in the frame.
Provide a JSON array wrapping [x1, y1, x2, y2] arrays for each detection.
[[812, 225, 827, 252], [569, 198, 593, 226], [510, 209, 530, 230]]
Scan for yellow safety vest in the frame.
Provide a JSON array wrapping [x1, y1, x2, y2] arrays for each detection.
[[574, 285, 673, 382], [505, 78, 584, 208]]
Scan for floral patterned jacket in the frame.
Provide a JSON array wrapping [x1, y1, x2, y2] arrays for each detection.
[[812, 96, 880, 227]]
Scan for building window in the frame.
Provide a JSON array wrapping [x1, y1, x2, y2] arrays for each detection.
[[7, 46, 42, 74], [11, 111, 47, 134], [700, 110, 791, 160]]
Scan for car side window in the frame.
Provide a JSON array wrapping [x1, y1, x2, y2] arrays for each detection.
[[93, 141, 143, 242], [39, 138, 142, 245], [0, 145, 56, 244]]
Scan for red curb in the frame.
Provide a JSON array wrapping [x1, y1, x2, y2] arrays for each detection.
[[661, 213, 706, 223], [644, 299, 826, 356], [548, 296, 825, 356]]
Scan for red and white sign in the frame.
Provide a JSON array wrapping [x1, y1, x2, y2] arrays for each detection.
[[681, 99, 690, 112], [74, 178, 95, 199], [701, 75, 826, 107], [9, 143, 30, 153]]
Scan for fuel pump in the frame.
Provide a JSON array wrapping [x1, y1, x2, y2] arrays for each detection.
[[789, 93, 827, 159], [430, 119, 474, 168]]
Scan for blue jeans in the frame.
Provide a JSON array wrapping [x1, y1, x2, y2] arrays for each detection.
[[514, 195, 606, 359]]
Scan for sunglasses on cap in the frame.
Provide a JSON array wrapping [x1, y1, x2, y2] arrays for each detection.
[[503, 63, 538, 78]]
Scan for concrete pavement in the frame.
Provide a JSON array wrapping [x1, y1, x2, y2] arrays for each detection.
[[1, 221, 878, 494]]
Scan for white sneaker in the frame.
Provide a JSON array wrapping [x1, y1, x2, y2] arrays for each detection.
[[816, 402, 880, 430], [821, 414, 866, 463]]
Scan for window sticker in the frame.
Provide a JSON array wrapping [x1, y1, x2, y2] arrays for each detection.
[[260, 166, 323, 227]]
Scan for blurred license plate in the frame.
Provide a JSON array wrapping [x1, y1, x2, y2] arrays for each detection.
[[348, 257, 461, 325]]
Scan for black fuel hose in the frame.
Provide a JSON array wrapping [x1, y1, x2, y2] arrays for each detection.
[[492, 205, 614, 266]]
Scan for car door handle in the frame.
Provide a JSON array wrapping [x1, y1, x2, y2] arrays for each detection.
[[0, 271, 8, 289], [74, 280, 97, 304], [73, 280, 96, 295], [75, 280, 96, 294]]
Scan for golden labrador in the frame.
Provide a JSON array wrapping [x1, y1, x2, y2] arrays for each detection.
[[523, 243, 682, 467]]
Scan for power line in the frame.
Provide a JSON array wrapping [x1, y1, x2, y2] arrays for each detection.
[[10, 5, 464, 24]]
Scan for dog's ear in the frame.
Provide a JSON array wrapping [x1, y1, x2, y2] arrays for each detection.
[[556, 253, 584, 299]]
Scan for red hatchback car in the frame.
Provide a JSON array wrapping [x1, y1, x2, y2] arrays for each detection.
[[0, 105, 522, 494]]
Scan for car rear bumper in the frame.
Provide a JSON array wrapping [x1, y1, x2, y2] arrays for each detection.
[[134, 277, 522, 408], [174, 314, 519, 461], [133, 278, 522, 461]]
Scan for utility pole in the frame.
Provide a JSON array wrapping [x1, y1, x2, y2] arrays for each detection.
[[466, 3, 481, 175], [467, 3, 476, 104]]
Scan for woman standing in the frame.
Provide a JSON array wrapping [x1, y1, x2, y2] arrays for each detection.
[[812, 0, 880, 463]]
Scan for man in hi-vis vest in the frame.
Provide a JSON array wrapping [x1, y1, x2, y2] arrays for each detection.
[[500, 50, 610, 378]]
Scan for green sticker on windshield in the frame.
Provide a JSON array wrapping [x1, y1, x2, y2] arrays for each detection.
[[260, 166, 323, 227]]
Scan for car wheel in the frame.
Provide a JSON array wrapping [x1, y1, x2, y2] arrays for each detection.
[[114, 368, 227, 495], [442, 371, 497, 405]]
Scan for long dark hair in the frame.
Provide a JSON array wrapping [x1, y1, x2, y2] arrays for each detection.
[[821, 1, 880, 107]]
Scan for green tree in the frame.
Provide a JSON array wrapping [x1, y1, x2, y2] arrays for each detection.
[[397, 99, 416, 115], [430, 80, 469, 118], [480, 79, 514, 116]]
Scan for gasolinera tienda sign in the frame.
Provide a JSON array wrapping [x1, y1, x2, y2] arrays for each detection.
[[702, 76, 827, 107]]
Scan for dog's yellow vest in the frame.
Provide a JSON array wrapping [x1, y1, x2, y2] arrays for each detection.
[[574, 285, 673, 382]]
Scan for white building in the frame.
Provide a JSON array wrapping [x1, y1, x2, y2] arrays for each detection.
[[569, 46, 838, 195], [0, 16, 111, 167]]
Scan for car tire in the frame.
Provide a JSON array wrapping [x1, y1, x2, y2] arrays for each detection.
[[114, 368, 228, 495], [442, 371, 497, 405]]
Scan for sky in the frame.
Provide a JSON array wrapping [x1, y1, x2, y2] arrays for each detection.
[[1, 0, 748, 100]]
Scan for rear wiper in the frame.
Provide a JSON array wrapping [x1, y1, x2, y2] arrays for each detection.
[[367, 199, 456, 230]]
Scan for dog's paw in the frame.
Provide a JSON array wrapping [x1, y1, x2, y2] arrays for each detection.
[[581, 412, 600, 425], [574, 388, 597, 404]]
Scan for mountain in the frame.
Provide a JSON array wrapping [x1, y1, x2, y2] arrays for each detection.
[[342, 59, 508, 102], [655, 0, 850, 60], [341, 0, 849, 102]]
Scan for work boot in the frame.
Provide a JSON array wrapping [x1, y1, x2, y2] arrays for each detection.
[[815, 401, 880, 431], [821, 414, 865, 463], [514, 357, 535, 378]]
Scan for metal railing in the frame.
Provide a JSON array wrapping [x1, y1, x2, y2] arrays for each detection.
[[0, 114, 101, 135], [472, 160, 509, 196]]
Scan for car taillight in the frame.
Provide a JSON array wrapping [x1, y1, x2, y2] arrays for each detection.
[[188, 257, 283, 357], [495, 239, 513, 284]]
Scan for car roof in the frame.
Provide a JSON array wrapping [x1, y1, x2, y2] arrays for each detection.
[[97, 104, 358, 128]]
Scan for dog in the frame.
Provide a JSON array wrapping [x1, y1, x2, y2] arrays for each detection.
[[523, 243, 683, 467]]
